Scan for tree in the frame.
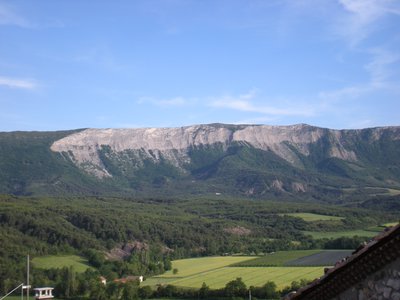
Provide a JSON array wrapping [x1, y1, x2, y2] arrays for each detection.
[[106, 281, 123, 300], [88, 279, 106, 300], [138, 285, 153, 299], [85, 249, 105, 268], [163, 285, 177, 297], [1, 278, 13, 295], [225, 277, 247, 298], [173, 268, 178, 275], [163, 257, 172, 270], [56, 266, 77, 299], [199, 282, 210, 298], [66, 266, 77, 298], [121, 281, 139, 300], [263, 281, 279, 299]]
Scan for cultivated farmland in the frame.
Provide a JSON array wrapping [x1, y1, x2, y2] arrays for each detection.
[[302, 229, 380, 239], [144, 253, 335, 290], [159, 256, 257, 277], [285, 250, 352, 266], [173, 266, 324, 290], [149, 266, 324, 290], [383, 222, 399, 227], [231, 250, 321, 267]]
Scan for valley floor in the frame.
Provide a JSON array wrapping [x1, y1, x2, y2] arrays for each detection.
[[144, 250, 350, 290]]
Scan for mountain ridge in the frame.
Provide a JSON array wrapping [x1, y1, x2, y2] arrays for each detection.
[[1, 123, 400, 200]]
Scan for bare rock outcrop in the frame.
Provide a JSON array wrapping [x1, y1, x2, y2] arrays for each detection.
[[105, 241, 149, 261], [50, 124, 360, 178]]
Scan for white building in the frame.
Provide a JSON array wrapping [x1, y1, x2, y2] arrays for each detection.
[[34, 287, 54, 299]]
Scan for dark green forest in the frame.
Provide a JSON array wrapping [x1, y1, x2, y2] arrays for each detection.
[[1, 126, 400, 298], [1, 126, 400, 200], [0, 194, 398, 299]]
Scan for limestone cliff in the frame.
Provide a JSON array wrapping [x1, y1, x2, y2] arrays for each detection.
[[50, 123, 368, 178], [1, 123, 400, 198]]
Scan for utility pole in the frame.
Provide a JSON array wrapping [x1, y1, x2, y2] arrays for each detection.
[[27, 255, 29, 300], [1, 256, 31, 300], [22, 255, 31, 300]]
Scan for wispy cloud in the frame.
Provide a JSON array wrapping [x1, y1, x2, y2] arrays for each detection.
[[319, 85, 371, 101], [209, 90, 314, 117], [337, 0, 400, 45], [73, 46, 125, 72], [232, 116, 278, 125], [319, 1, 400, 102], [157, 97, 187, 106], [0, 76, 37, 89], [366, 47, 400, 88], [339, 0, 400, 22], [0, 3, 31, 28], [348, 118, 376, 129], [138, 96, 189, 107], [319, 46, 400, 101]]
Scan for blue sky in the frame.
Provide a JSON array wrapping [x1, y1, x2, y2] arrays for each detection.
[[0, 0, 399, 131]]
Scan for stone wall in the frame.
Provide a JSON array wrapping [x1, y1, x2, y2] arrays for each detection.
[[332, 258, 400, 300]]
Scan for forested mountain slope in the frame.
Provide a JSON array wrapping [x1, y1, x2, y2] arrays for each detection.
[[1, 123, 399, 201]]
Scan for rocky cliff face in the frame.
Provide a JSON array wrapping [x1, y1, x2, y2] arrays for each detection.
[[2, 123, 399, 198], [50, 124, 363, 178]]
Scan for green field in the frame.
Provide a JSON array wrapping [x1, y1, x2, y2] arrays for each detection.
[[145, 255, 325, 290], [147, 266, 324, 290], [159, 256, 257, 278], [231, 250, 321, 266], [281, 213, 344, 222], [382, 222, 399, 227], [286, 250, 352, 266], [302, 229, 380, 239], [32, 255, 91, 273], [387, 189, 400, 195]]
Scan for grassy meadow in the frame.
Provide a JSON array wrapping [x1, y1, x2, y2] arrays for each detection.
[[32, 255, 91, 273], [157, 266, 324, 290], [159, 256, 257, 278], [231, 250, 321, 266], [144, 253, 337, 290], [382, 221, 399, 227], [281, 213, 344, 222], [302, 229, 380, 239]]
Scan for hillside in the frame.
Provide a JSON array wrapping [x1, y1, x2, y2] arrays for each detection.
[[0, 194, 395, 293], [1, 123, 400, 201]]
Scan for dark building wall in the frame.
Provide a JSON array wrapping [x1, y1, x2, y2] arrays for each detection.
[[332, 258, 400, 300]]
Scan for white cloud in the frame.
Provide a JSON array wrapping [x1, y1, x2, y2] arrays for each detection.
[[157, 97, 187, 106], [319, 47, 400, 101], [0, 4, 31, 27], [232, 116, 278, 125], [0, 76, 37, 89], [209, 90, 314, 117], [138, 96, 189, 107], [318, 1, 400, 102], [73, 46, 125, 72], [337, 0, 400, 45], [339, 0, 400, 21], [366, 48, 400, 88], [318, 85, 371, 101], [348, 119, 375, 129]]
